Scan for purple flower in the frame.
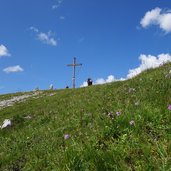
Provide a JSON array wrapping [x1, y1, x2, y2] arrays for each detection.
[[64, 134, 70, 140], [168, 105, 171, 110], [116, 111, 120, 116], [129, 120, 135, 125]]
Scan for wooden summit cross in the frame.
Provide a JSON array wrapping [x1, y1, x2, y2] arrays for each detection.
[[67, 57, 82, 88]]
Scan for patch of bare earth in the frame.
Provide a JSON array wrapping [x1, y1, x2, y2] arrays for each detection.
[[0, 91, 42, 110]]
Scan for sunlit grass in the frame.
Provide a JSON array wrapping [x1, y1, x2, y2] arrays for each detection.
[[0, 63, 171, 170]]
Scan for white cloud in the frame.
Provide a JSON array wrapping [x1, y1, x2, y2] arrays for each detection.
[[95, 75, 116, 85], [140, 8, 161, 27], [95, 78, 106, 85], [30, 27, 57, 46], [80, 81, 88, 87], [140, 7, 171, 33], [94, 75, 125, 85], [106, 75, 116, 83], [0, 45, 11, 57], [127, 53, 171, 79], [3, 65, 24, 73], [37, 32, 57, 46]]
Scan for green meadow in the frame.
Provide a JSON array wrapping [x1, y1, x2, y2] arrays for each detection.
[[0, 63, 171, 171]]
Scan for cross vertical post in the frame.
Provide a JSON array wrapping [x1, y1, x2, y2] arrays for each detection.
[[67, 57, 82, 88]]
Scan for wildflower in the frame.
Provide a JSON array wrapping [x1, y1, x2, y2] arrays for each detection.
[[134, 101, 139, 106], [116, 111, 121, 116], [64, 134, 70, 140], [129, 120, 135, 125], [168, 105, 171, 110]]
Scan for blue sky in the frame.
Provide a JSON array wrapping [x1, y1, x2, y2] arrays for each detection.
[[0, 0, 171, 93]]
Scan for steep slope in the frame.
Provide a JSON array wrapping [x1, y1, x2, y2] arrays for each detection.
[[0, 63, 171, 171]]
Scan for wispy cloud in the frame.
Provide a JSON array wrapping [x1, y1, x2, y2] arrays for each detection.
[[59, 16, 65, 20], [0, 44, 11, 57], [52, 5, 59, 10], [30, 27, 57, 46], [37, 32, 57, 46], [3, 65, 24, 73], [30, 26, 39, 33], [80, 53, 171, 87], [140, 7, 171, 33], [52, 0, 64, 10]]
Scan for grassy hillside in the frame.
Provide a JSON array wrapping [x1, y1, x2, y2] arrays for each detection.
[[0, 63, 171, 171]]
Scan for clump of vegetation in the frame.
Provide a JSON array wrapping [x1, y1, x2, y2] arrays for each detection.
[[0, 63, 171, 170]]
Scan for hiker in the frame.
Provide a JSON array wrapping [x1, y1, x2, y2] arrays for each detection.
[[87, 78, 93, 86]]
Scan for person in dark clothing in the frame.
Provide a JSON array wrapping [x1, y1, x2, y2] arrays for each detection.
[[87, 78, 93, 86]]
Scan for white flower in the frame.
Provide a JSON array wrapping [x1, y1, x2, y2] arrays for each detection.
[[129, 120, 135, 125]]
